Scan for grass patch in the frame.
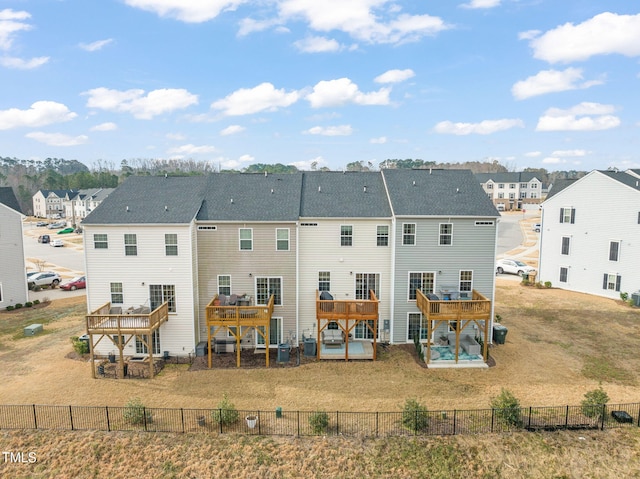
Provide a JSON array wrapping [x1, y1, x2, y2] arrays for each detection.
[[0, 302, 85, 339], [581, 355, 635, 385]]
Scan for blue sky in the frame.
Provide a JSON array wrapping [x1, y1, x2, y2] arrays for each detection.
[[1, 1, 639, 172]]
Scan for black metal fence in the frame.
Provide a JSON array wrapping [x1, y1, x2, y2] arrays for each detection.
[[0, 403, 638, 437]]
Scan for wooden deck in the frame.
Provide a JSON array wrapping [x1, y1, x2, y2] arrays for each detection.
[[86, 302, 169, 379], [416, 289, 492, 365], [205, 295, 275, 368]]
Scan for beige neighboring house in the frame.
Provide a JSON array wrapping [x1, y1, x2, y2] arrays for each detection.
[[32, 189, 75, 218], [0, 187, 28, 308], [64, 188, 114, 226]]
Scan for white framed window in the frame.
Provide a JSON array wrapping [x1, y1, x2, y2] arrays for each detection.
[[340, 225, 353, 246], [256, 277, 282, 305], [520, 183, 527, 188], [531, 193, 538, 199], [377, 225, 389, 247], [509, 183, 515, 189], [609, 241, 620, 261], [110, 282, 123, 304], [508, 193, 515, 200], [603, 273, 621, 292], [408, 272, 435, 301], [149, 284, 176, 312], [239, 228, 253, 251], [439, 223, 452, 246], [561, 237, 570, 255], [165, 234, 178, 256], [276, 228, 289, 251], [256, 317, 282, 348], [318, 271, 331, 292], [355, 320, 376, 340], [498, 183, 504, 189], [560, 207, 575, 224], [520, 192, 526, 199], [402, 223, 416, 246], [559, 267, 568, 283], [136, 330, 160, 355], [498, 192, 504, 199], [124, 234, 137, 256], [94, 234, 108, 249], [486, 183, 493, 189], [459, 270, 473, 293], [355, 273, 380, 300], [407, 313, 427, 342], [218, 275, 231, 296]]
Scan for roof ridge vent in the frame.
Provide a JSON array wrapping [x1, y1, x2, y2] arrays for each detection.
[[230, 198, 234, 204], [164, 205, 168, 211], [264, 171, 268, 177], [271, 188, 274, 194], [126, 206, 130, 212]]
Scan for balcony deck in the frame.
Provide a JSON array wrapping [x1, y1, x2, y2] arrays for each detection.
[[206, 295, 275, 368], [416, 289, 492, 366], [86, 302, 169, 379], [316, 290, 379, 361]]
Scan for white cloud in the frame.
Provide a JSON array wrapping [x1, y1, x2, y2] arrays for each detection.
[[123, 0, 246, 23], [460, 0, 501, 9], [433, 118, 524, 135], [90, 122, 117, 132], [25, 132, 88, 146], [237, 17, 284, 36], [211, 82, 300, 116], [167, 143, 217, 155], [518, 30, 540, 41], [220, 124, 246, 135], [0, 101, 76, 130], [277, 0, 449, 44], [530, 12, 640, 63], [166, 132, 186, 140], [0, 55, 49, 69], [512, 67, 603, 100], [84, 87, 198, 119], [549, 149, 589, 157], [542, 157, 563, 165], [218, 153, 255, 169], [0, 9, 31, 50], [370, 136, 387, 144], [288, 156, 327, 170], [306, 78, 390, 108], [304, 125, 353, 136], [294, 36, 342, 53], [374, 68, 415, 84], [524, 151, 542, 157], [536, 102, 620, 131], [79, 39, 113, 52]]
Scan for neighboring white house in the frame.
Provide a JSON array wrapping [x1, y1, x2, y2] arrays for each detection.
[[538, 170, 640, 300], [64, 188, 114, 226], [32, 189, 74, 218], [0, 187, 28, 308], [475, 172, 543, 211]]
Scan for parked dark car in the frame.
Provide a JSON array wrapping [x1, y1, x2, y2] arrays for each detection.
[[38, 234, 50, 244], [60, 276, 86, 291]]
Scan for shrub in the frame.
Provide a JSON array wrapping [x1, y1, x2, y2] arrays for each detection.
[[544, 281, 552, 288], [6, 305, 14, 311], [123, 397, 151, 425], [620, 292, 629, 302], [490, 388, 522, 427], [401, 397, 429, 433], [494, 314, 502, 323], [581, 387, 610, 419], [14, 303, 23, 309], [25, 301, 33, 308], [71, 336, 89, 355], [413, 335, 424, 362], [309, 411, 329, 434], [212, 393, 239, 426], [521, 279, 529, 286], [535, 282, 544, 289], [33, 299, 40, 305]]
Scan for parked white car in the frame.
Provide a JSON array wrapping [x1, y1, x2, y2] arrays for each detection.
[[496, 259, 536, 276], [531, 223, 541, 232], [27, 271, 61, 289], [50, 239, 64, 247]]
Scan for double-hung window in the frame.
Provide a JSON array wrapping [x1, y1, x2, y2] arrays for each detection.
[[110, 282, 123, 304], [439, 223, 453, 245], [603, 273, 621, 292], [276, 228, 289, 251], [340, 225, 353, 246], [165, 234, 178, 256], [256, 277, 282, 305], [609, 241, 620, 261], [377, 225, 389, 246], [124, 234, 137, 256], [94, 234, 108, 249], [560, 207, 575, 224], [402, 223, 416, 246], [561, 237, 570, 255], [459, 271, 473, 295], [318, 272, 330, 292], [559, 267, 568, 283], [239, 228, 253, 250], [408, 272, 434, 300], [149, 284, 176, 312], [218, 275, 231, 296]]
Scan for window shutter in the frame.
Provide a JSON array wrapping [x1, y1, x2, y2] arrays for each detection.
[[616, 275, 621, 292], [559, 208, 564, 223], [603, 274, 608, 290], [570, 208, 575, 224]]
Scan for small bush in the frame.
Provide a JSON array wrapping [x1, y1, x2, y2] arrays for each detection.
[[401, 397, 429, 433], [6, 305, 14, 311], [581, 387, 610, 419], [544, 281, 552, 288], [14, 303, 23, 309], [494, 314, 502, 323], [33, 299, 40, 305], [620, 292, 629, 302], [521, 279, 529, 286], [413, 335, 424, 362], [309, 411, 329, 434], [490, 388, 522, 427], [123, 397, 151, 425], [71, 336, 89, 355], [212, 393, 239, 426], [25, 301, 33, 308], [535, 282, 544, 289]]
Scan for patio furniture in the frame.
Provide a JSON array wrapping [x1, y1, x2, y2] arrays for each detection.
[[322, 329, 344, 347], [460, 335, 481, 355]]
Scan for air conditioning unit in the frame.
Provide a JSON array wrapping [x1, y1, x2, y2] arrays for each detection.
[[632, 291, 640, 307]]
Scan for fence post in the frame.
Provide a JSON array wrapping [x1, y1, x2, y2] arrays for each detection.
[[336, 411, 339, 436], [219, 409, 223, 434], [565, 405, 569, 428], [528, 407, 532, 429], [258, 411, 261, 435], [376, 412, 379, 437], [32, 404, 37, 430], [181, 408, 185, 433], [453, 410, 457, 435], [601, 404, 606, 430], [490, 409, 494, 433], [69, 405, 74, 431], [106, 406, 111, 432], [297, 410, 300, 436], [143, 407, 148, 431]]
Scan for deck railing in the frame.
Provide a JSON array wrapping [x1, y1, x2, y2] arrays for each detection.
[[316, 290, 378, 320], [86, 302, 169, 333], [416, 289, 491, 321], [205, 295, 274, 326]]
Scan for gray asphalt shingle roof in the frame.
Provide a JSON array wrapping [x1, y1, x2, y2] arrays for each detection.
[[384, 169, 499, 217], [475, 172, 541, 183], [0, 187, 22, 214], [599, 170, 640, 192], [300, 171, 391, 218]]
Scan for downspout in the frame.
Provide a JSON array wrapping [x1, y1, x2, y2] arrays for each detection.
[[295, 221, 300, 351], [490, 217, 499, 344], [380, 170, 395, 344]]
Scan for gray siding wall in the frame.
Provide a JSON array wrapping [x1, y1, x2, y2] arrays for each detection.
[[196, 222, 297, 345], [0, 206, 27, 307], [392, 217, 497, 343]]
